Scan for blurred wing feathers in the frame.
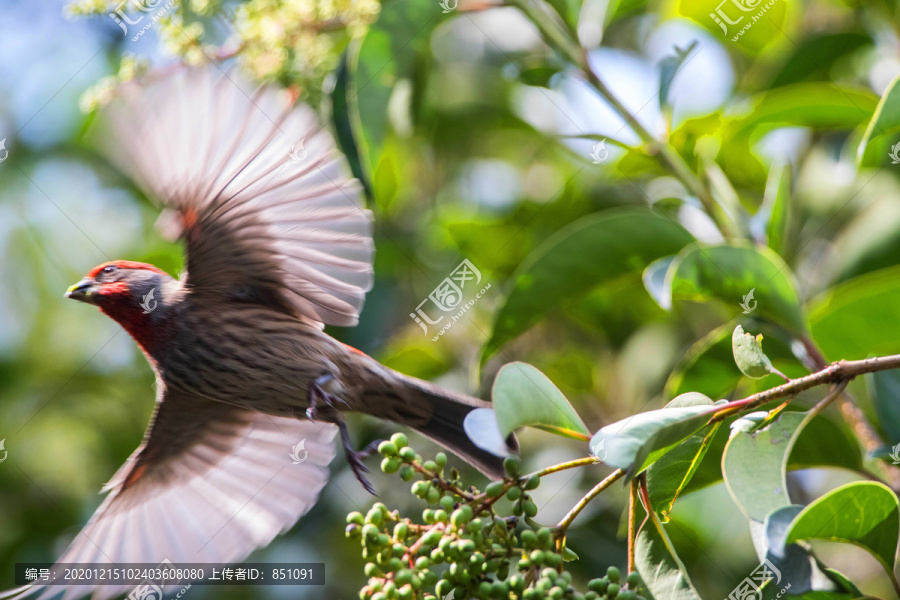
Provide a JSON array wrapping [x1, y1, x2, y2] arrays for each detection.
[[99, 67, 373, 326]]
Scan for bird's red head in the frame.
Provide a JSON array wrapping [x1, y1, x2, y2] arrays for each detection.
[[66, 260, 174, 352]]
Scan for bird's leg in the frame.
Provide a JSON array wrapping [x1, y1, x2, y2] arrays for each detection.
[[307, 375, 378, 495]]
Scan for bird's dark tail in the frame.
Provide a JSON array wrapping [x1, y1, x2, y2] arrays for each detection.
[[387, 372, 518, 480]]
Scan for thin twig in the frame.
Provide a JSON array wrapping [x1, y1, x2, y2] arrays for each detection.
[[555, 469, 626, 533]]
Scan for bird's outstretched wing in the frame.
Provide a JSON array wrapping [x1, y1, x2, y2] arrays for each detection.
[[97, 66, 373, 326], [3, 390, 337, 600]]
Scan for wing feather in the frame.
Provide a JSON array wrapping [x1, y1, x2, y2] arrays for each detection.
[[97, 67, 373, 326]]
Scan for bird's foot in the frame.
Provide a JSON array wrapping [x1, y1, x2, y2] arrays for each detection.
[[337, 421, 381, 495], [306, 374, 349, 421]]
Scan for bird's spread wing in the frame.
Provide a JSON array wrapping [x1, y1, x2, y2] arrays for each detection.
[[98, 67, 373, 326], [5, 390, 337, 600]]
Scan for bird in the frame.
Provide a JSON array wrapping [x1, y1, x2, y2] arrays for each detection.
[[2, 66, 515, 600]]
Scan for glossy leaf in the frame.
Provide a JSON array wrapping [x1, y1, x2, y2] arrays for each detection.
[[482, 208, 692, 364], [786, 481, 900, 574], [589, 393, 717, 477], [858, 73, 900, 167], [808, 265, 900, 360], [646, 393, 720, 522], [491, 362, 589, 439], [732, 325, 780, 379], [668, 243, 807, 334], [757, 162, 791, 255], [866, 369, 900, 444], [633, 497, 703, 600]]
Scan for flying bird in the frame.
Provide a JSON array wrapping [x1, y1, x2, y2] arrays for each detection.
[[3, 66, 513, 600]]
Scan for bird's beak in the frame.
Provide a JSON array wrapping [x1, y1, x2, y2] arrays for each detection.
[[65, 278, 98, 303]]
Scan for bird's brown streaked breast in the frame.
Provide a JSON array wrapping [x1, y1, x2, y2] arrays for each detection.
[[156, 302, 352, 417]]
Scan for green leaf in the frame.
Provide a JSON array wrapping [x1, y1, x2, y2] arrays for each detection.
[[758, 162, 791, 255], [723, 411, 802, 521], [732, 325, 782, 379], [728, 83, 878, 139], [646, 393, 721, 522], [491, 362, 589, 439], [786, 481, 900, 575], [684, 411, 862, 497], [667, 243, 807, 334], [659, 41, 698, 114], [634, 498, 702, 600], [589, 394, 717, 478], [331, 44, 372, 198], [373, 154, 398, 209], [808, 265, 900, 360], [482, 208, 692, 364], [858, 73, 900, 167], [769, 33, 872, 89], [866, 369, 900, 444]]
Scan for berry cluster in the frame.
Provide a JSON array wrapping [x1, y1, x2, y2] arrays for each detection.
[[346, 434, 647, 600]]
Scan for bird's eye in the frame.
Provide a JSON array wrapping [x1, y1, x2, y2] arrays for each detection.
[[101, 265, 118, 275]]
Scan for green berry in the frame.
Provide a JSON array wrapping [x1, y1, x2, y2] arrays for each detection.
[[415, 556, 430, 569], [434, 509, 448, 523], [607, 566, 620, 583], [626, 571, 641, 588], [549, 586, 564, 599], [426, 486, 441, 504], [524, 474, 540, 490], [391, 433, 408, 448], [607, 583, 620, 597], [371, 593, 386, 600], [367, 509, 383, 526], [364, 562, 381, 577], [537, 528, 552, 548], [399, 465, 415, 481], [393, 522, 408, 540], [523, 499, 538, 517], [378, 441, 398, 457], [504, 456, 520, 476], [345, 523, 360, 538], [506, 486, 522, 501], [381, 457, 401, 473], [485, 481, 506, 497], [459, 539, 476, 553], [520, 529, 538, 548], [398, 584, 414, 600], [491, 581, 508, 597], [423, 460, 437, 472], [412, 481, 428, 497], [435, 452, 447, 468], [362, 524, 379, 539], [619, 592, 636, 600], [440, 496, 454, 511], [399, 447, 417, 462], [544, 551, 562, 567], [530, 549, 545, 564], [585, 593, 599, 600], [517, 558, 531, 571], [588, 578, 608, 594], [347, 511, 365, 525]]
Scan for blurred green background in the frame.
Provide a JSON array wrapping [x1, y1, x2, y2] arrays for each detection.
[[3, 0, 900, 597]]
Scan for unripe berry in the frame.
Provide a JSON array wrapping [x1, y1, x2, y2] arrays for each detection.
[[530, 550, 545, 564], [619, 592, 636, 600], [523, 499, 538, 517], [423, 460, 437, 472], [393, 522, 408, 541], [544, 551, 562, 567], [435, 452, 447, 468], [378, 441, 398, 457], [506, 486, 522, 501], [399, 465, 415, 481], [520, 530, 537, 548], [607, 566, 621, 583], [626, 571, 641, 588], [440, 496, 454, 511], [588, 578, 608, 594], [346, 523, 361, 538], [381, 457, 401, 473], [524, 474, 540, 490], [504, 456, 520, 476], [485, 481, 506, 497], [399, 447, 416, 462], [607, 583, 620, 597], [390, 433, 408, 448], [347, 512, 365, 525], [426, 487, 441, 504]]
